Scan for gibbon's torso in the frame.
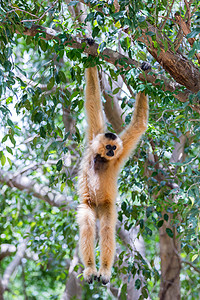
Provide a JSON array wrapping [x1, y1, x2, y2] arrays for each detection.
[[78, 147, 121, 207]]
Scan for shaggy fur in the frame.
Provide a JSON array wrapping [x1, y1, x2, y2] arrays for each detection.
[[77, 66, 148, 284]]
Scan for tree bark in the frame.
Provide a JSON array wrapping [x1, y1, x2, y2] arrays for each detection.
[[0, 278, 4, 300], [0, 170, 74, 209], [138, 22, 200, 92], [159, 215, 181, 300], [13, 24, 200, 113], [159, 135, 187, 300]]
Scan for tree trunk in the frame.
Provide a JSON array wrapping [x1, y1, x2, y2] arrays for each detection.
[[159, 214, 181, 300], [159, 134, 187, 300]]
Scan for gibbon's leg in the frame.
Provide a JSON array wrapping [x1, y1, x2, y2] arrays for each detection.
[[98, 202, 117, 284], [77, 203, 97, 283]]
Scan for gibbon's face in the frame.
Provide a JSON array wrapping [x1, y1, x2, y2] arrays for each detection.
[[91, 132, 123, 161]]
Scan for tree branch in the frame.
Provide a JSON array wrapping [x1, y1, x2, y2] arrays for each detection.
[[2, 238, 29, 291], [100, 70, 125, 133], [0, 244, 16, 261], [0, 277, 4, 300], [0, 170, 74, 209], [78, 0, 200, 93], [14, 24, 200, 113], [182, 260, 200, 274], [175, 13, 200, 64]]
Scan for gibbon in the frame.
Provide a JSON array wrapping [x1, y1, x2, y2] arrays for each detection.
[[77, 64, 149, 284]]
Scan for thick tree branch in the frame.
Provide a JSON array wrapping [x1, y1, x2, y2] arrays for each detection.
[[14, 24, 200, 113], [0, 170, 74, 209], [0, 244, 16, 261], [2, 238, 29, 291], [137, 22, 200, 92], [0, 278, 4, 300], [100, 71, 125, 133], [78, 0, 200, 93], [175, 13, 200, 64]]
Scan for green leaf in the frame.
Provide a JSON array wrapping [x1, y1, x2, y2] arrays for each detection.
[[40, 126, 46, 138], [7, 118, 14, 129], [141, 287, 148, 299], [40, 40, 48, 52], [191, 254, 198, 262], [164, 214, 169, 222], [138, 16, 146, 23], [58, 71, 67, 83], [68, 0, 79, 6], [96, 14, 104, 26], [115, 21, 121, 29], [2, 134, 8, 143], [139, 219, 144, 229], [153, 41, 158, 48], [56, 127, 63, 139], [121, 283, 127, 300], [56, 159, 63, 171], [70, 68, 75, 81], [1, 154, 6, 166], [6, 146, 13, 155], [187, 28, 200, 38], [157, 220, 164, 228], [135, 278, 141, 290], [121, 201, 127, 211], [112, 11, 125, 21], [92, 27, 100, 38], [99, 41, 106, 53], [23, 21, 33, 29], [9, 135, 16, 146], [146, 31, 156, 37], [61, 182, 66, 192], [174, 115, 184, 121], [15, 65, 27, 77], [166, 228, 174, 238], [7, 157, 12, 166], [4, 60, 12, 72], [145, 227, 152, 236], [34, 111, 44, 123], [6, 96, 13, 104], [47, 77, 55, 90], [113, 87, 120, 95]]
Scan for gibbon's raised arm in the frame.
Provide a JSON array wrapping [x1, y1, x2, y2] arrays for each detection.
[[119, 91, 148, 162], [85, 67, 105, 141]]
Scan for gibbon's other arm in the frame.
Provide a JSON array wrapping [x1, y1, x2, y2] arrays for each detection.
[[85, 67, 105, 141], [119, 91, 148, 162]]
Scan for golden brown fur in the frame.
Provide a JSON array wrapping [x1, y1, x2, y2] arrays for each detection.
[[77, 66, 148, 284]]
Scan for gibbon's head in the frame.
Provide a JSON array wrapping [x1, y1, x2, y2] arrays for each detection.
[[91, 132, 123, 161]]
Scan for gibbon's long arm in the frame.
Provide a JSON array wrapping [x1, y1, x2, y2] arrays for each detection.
[[119, 92, 148, 162], [85, 67, 105, 141]]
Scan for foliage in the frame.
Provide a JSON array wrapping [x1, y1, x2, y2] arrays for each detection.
[[0, 0, 200, 299]]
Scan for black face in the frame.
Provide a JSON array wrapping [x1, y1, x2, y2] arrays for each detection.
[[105, 144, 117, 157]]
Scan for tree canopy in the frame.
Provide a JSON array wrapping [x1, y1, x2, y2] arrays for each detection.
[[0, 1, 200, 299]]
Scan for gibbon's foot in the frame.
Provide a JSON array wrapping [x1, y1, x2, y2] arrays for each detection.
[[141, 61, 151, 71], [83, 267, 97, 284], [97, 269, 111, 285]]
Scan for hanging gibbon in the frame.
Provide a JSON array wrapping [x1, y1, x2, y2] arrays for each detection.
[[77, 64, 149, 284]]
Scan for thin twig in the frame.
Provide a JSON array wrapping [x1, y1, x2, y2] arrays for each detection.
[[182, 260, 200, 274], [36, 0, 58, 23], [160, 0, 176, 30], [9, 7, 38, 19], [184, 0, 191, 26]]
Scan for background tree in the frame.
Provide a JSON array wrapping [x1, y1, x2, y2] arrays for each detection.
[[0, 0, 200, 299]]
